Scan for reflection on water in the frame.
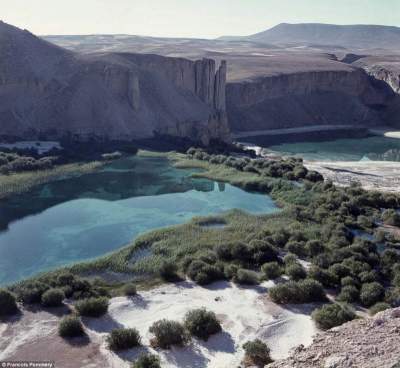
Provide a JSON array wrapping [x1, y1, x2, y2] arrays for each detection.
[[268, 136, 400, 162], [0, 156, 278, 285]]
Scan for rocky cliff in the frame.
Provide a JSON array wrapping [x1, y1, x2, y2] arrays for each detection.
[[268, 307, 400, 368], [227, 67, 396, 133], [0, 21, 229, 144]]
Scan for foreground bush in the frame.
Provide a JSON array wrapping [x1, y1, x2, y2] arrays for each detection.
[[75, 297, 109, 317], [242, 339, 273, 367], [159, 261, 179, 281], [312, 303, 355, 330], [269, 279, 326, 304], [369, 302, 391, 315], [0, 289, 18, 316], [58, 315, 84, 338], [16, 281, 49, 304], [233, 269, 259, 285], [41, 288, 65, 307], [285, 263, 307, 281], [107, 328, 141, 351], [186, 260, 224, 285], [132, 354, 161, 368], [149, 319, 188, 349], [184, 308, 222, 340], [261, 262, 282, 280], [337, 285, 359, 303], [122, 283, 137, 296], [360, 282, 385, 307]]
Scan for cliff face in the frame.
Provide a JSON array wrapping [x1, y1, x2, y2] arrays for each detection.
[[227, 67, 395, 133], [0, 22, 229, 144]]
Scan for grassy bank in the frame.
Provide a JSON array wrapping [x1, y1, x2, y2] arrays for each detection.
[[0, 161, 105, 199]]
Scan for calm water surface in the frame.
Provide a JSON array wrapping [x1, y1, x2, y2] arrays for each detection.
[[0, 156, 278, 285], [268, 136, 400, 161]]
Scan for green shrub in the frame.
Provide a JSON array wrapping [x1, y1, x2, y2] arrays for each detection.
[[305, 240, 323, 256], [285, 241, 306, 257], [234, 269, 259, 285], [184, 308, 222, 340], [382, 209, 400, 227], [159, 261, 179, 281], [360, 282, 385, 307], [341, 276, 359, 288], [107, 328, 141, 351], [269, 279, 326, 304], [359, 270, 379, 283], [122, 283, 137, 296], [186, 260, 224, 285], [58, 315, 84, 338], [242, 339, 273, 367], [329, 263, 351, 279], [214, 243, 233, 261], [312, 303, 355, 330], [56, 272, 76, 286], [75, 297, 109, 317], [149, 319, 188, 349], [41, 288, 65, 307], [308, 266, 338, 287], [337, 285, 359, 303], [224, 264, 239, 279], [261, 262, 282, 280], [283, 253, 298, 265], [16, 281, 49, 304], [285, 263, 306, 281], [0, 289, 18, 316], [369, 302, 391, 315], [132, 354, 161, 368]]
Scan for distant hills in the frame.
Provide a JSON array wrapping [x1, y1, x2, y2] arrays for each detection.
[[220, 23, 400, 49]]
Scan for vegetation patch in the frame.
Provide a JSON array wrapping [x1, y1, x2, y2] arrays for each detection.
[[107, 328, 141, 351], [312, 303, 356, 330], [149, 319, 189, 349], [58, 315, 85, 338], [75, 297, 109, 317], [184, 308, 222, 340], [242, 339, 273, 367]]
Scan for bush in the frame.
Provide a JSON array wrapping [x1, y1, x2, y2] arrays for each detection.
[[149, 319, 188, 349], [312, 303, 355, 330], [107, 328, 141, 351], [224, 264, 239, 279], [58, 315, 84, 338], [305, 240, 324, 256], [159, 261, 179, 281], [359, 270, 379, 283], [122, 283, 137, 296], [285, 263, 307, 281], [234, 269, 259, 285], [133, 354, 161, 368], [283, 253, 298, 265], [242, 339, 272, 367], [186, 260, 224, 285], [285, 241, 306, 257], [0, 289, 18, 316], [341, 276, 359, 288], [184, 308, 222, 340], [337, 285, 359, 303], [360, 282, 385, 307], [16, 281, 49, 304], [214, 243, 233, 261], [75, 297, 109, 317], [41, 288, 65, 307], [308, 266, 337, 288], [261, 262, 282, 280], [269, 279, 326, 304], [382, 209, 400, 227], [369, 302, 391, 315], [56, 272, 76, 286]]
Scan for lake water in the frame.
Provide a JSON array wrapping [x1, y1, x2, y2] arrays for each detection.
[[255, 136, 400, 161], [0, 156, 278, 285]]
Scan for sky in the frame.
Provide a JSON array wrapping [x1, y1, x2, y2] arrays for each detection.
[[1, 0, 400, 38]]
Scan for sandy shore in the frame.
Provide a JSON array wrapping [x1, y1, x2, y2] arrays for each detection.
[[305, 160, 400, 193], [0, 281, 319, 368]]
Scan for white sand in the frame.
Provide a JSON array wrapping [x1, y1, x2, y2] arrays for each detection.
[[85, 280, 318, 368]]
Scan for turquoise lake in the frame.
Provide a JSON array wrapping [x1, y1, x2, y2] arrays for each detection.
[[0, 156, 278, 285], [268, 136, 400, 161]]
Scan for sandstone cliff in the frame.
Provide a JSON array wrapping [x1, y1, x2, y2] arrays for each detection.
[[227, 67, 396, 133], [0, 21, 229, 144]]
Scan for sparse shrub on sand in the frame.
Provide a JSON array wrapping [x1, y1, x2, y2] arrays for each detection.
[[269, 279, 326, 304], [369, 302, 391, 315], [107, 328, 141, 351], [233, 269, 259, 285], [149, 319, 189, 349], [242, 339, 273, 367], [41, 288, 65, 307], [132, 354, 161, 368], [75, 297, 109, 317], [312, 303, 356, 330], [261, 262, 282, 280], [122, 283, 137, 296], [0, 289, 18, 316], [159, 261, 179, 281], [184, 308, 222, 340], [58, 315, 84, 338]]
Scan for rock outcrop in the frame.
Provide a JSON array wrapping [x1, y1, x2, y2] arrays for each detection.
[[0, 21, 229, 144], [268, 307, 400, 368], [227, 67, 396, 133]]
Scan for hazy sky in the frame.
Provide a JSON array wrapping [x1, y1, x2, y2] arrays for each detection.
[[1, 0, 400, 38]]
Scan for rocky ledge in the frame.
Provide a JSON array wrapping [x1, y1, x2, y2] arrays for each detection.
[[268, 307, 400, 368]]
